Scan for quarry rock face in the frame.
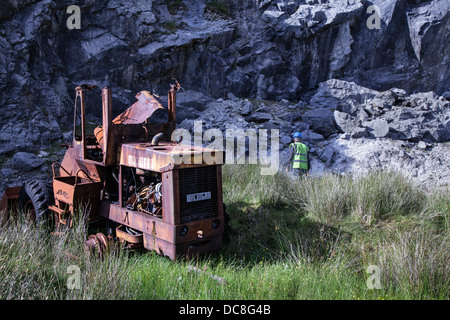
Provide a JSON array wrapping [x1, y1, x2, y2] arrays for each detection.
[[0, 0, 449, 191], [184, 80, 450, 189]]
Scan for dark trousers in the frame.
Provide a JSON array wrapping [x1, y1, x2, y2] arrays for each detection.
[[292, 168, 308, 177]]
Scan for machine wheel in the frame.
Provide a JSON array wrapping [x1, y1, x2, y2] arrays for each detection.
[[18, 180, 54, 227]]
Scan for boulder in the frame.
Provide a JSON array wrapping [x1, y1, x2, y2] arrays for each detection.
[[238, 100, 254, 116], [303, 108, 337, 138], [227, 92, 238, 101], [417, 141, 427, 150], [309, 80, 378, 110], [363, 119, 389, 138], [245, 112, 273, 123], [334, 110, 359, 133], [319, 145, 336, 166], [301, 130, 325, 143], [280, 134, 292, 145], [11, 152, 45, 171]]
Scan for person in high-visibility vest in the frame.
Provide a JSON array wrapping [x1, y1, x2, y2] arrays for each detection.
[[287, 132, 311, 177]]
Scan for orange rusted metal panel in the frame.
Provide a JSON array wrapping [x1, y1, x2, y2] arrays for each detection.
[[161, 170, 178, 225], [143, 233, 222, 260], [0, 186, 21, 224], [51, 171, 103, 223], [120, 142, 224, 172], [99, 197, 224, 260], [113, 91, 164, 125]]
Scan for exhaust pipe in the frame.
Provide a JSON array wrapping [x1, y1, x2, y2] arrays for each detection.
[[151, 132, 164, 146]]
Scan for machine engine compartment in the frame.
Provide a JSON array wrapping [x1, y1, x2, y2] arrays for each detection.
[[123, 167, 163, 217]]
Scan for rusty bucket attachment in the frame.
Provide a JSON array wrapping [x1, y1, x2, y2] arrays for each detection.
[[50, 163, 103, 226], [0, 186, 21, 225], [83, 232, 113, 257]]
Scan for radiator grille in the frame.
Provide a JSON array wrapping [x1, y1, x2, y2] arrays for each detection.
[[178, 166, 218, 223]]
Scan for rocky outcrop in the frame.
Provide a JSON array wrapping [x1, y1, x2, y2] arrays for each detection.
[[0, 0, 449, 192], [177, 79, 450, 189], [312, 79, 450, 143]]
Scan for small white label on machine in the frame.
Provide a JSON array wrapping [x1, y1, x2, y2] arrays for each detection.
[[186, 192, 211, 203]]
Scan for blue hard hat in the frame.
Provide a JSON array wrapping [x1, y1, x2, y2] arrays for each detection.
[[293, 132, 302, 138]]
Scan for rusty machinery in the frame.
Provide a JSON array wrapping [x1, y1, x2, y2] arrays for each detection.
[[0, 82, 226, 260]]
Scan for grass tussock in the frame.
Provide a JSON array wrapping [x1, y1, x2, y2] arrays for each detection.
[[0, 164, 448, 300], [376, 227, 449, 299], [298, 171, 426, 225]]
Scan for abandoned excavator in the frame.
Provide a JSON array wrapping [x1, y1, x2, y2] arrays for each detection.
[[0, 81, 226, 260]]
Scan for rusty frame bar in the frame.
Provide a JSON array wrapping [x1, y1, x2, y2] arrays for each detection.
[[168, 80, 180, 123], [73, 87, 87, 160], [102, 87, 113, 165]]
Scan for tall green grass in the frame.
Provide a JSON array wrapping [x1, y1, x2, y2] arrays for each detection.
[[220, 165, 449, 299], [376, 227, 449, 299], [0, 213, 136, 299], [0, 165, 448, 300], [295, 171, 426, 225]]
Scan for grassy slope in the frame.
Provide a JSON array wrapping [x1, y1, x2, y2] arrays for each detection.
[[0, 165, 448, 300]]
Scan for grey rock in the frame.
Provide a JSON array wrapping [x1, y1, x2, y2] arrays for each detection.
[[301, 130, 325, 143], [245, 112, 273, 123], [320, 136, 450, 190], [238, 100, 253, 116], [428, 123, 450, 143], [227, 92, 238, 101], [264, 120, 283, 130], [329, 22, 353, 77], [334, 110, 359, 133], [38, 151, 49, 158], [351, 127, 369, 139], [280, 135, 292, 145], [442, 91, 450, 100], [417, 141, 427, 150], [278, 112, 302, 124], [303, 108, 337, 138], [295, 122, 310, 133], [309, 80, 378, 110], [0, 167, 14, 177], [392, 108, 415, 121], [175, 107, 200, 124], [340, 133, 351, 140], [62, 131, 73, 143], [319, 145, 336, 166], [0, 142, 18, 156], [11, 152, 45, 171], [176, 90, 212, 112], [179, 119, 194, 132], [363, 119, 389, 138]]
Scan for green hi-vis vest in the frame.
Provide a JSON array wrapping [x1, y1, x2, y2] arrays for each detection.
[[290, 142, 309, 170]]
